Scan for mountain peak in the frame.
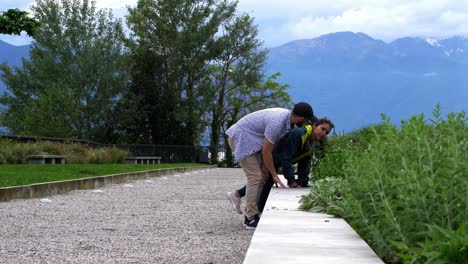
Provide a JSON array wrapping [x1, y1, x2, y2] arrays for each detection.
[[391, 37, 428, 45], [266, 33, 468, 133], [0, 39, 13, 49], [425, 38, 441, 47], [275, 32, 386, 54], [0, 39, 31, 49], [318, 31, 374, 41]]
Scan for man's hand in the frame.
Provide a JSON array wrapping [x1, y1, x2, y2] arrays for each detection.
[[261, 138, 285, 188], [272, 175, 286, 188]]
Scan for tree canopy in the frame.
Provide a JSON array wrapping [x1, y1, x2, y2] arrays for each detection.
[[0, 8, 41, 36], [0, 0, 128, 142], [0, 0, 293, 151]]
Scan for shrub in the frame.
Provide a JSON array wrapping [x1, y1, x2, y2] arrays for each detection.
[[107, 146, 127, 163], [85, 148, 107, 164], [61, 143, 88, 163], [393, 223, 468, 263], [0, 139, 29, 164], [311, 123, 381, 181], [34, 141, 63, 155], [299, 177, 345, 216], [302, 106, 468, 263], [0, 140, 128, 164]]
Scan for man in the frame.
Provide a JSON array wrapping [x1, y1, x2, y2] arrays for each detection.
[[228, 118, 334, 215], [226, 102, 316, 230]]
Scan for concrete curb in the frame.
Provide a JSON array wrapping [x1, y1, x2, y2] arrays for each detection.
[[243, 178, 384, 264], [0, 166, 215, 202]]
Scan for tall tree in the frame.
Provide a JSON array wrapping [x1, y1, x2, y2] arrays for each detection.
[[205, 13, 292, 164], [122, 0, 237, 145], [0, 8, 41, 36], [0, 0, 128, 142]]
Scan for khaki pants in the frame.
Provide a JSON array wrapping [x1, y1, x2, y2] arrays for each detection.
[[228, 138, 265, 219]]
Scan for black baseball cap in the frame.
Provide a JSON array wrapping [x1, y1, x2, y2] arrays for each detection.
[[293, 102, 317, 122]]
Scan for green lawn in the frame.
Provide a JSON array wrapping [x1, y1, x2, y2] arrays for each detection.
[[0, 163, 207, 188]]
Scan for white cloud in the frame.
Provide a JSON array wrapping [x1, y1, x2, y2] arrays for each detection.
[[95, 0, 136, 9], [238, 0, 468, 46], [260, 0, 468, 45], [0, 32, 33, 46], [1, 0, 467, 47], [288, 7, 414, 41], [0, 0, 32, 9]]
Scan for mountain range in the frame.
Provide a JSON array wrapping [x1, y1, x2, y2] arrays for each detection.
[[1, 31, 467, 133], [0, 39, 29, 70], [0, 39, 30, 109], [266, 32, 468, 132]]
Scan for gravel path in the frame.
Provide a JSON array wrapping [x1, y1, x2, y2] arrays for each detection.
[[0, 168, 252, 264]]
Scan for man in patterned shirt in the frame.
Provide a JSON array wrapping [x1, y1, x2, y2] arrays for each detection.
[[226, 102, 316, 230]]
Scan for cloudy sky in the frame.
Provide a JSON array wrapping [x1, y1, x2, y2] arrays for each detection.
[[1, 0, 468, 47]]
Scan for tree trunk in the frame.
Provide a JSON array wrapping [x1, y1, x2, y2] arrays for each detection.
[[210, 113, 220, 164], [223, 134, 234, 167]]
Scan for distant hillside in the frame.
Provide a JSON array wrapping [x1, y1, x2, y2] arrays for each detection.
[[0, 40, 30, 94], [1, 33, 467, 133], [266, 32, 468, 132]]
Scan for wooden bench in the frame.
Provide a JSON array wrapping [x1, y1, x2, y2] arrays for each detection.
[[124, 156, 162, 165], [27, 155, 66, 164]]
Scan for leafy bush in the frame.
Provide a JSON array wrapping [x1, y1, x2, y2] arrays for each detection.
[[393, 223, 468, 263], [311, 123, 384, 181], [85, 148, 107, 164], [61, 143, 88, 163], [107, 146, 128, 163], [83, 147, 127, 164], [0, 139, 28, 164], [299, 177, 345, 216], [0, 140, 128, 164], [302, 106, 468, 263]]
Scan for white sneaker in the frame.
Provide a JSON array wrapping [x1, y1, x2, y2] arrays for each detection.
[[227, 192, 242, 214]]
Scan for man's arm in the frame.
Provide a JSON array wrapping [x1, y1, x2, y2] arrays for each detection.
[[262, 138, 286, 188]]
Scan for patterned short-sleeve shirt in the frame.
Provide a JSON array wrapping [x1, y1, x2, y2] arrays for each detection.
[[226, 108, 291, 161]]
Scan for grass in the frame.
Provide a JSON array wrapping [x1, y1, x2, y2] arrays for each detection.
[[0, 163, 207, 188]]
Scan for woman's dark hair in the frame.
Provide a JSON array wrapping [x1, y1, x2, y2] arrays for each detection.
[[314, 117, 335, 130], [312, 117, 334, 159]]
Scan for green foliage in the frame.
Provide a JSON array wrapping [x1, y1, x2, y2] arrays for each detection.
[[311, 122, 385, 181], [84, 146, 127, 164], [0, 0, 128, 143], [0, 8, 41, 36], [0, 0, 292, 150], [393, 223, 468, 263], [0, 139, 59, 164], [205, 12, 281, 163], [122, 0, 238, 145], [84, 148, 110, 164], [299, 177, 345, 216], [311, 135, 360, 180], [302, 106, 468, 263], [0, 139, 128, 164]]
